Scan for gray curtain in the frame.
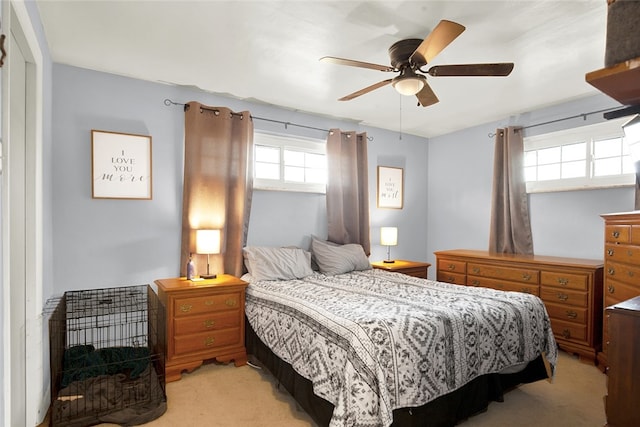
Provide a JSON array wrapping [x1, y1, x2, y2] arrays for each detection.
[[326, 129, 371, 255], [180, 102, 254, 277], [488, 127, 533, 254]]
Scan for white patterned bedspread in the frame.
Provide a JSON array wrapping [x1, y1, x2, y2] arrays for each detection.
[[244, 269, 557, 427]]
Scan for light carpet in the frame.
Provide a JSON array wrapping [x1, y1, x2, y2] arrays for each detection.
[[97, 350, 606, 427]]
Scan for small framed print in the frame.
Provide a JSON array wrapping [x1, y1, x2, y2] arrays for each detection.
[[91, 130, 152, 199], [377, 166, 403, 209]]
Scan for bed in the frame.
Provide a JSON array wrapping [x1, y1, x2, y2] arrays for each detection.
[[242, 241, 558, 427]]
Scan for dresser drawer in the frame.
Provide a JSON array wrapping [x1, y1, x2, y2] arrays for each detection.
[[437, 259, 466, 274], [605, 224, 630, 243], [437, 270, 466, 285], [174, 328, 242, 356], [174, 311, 241, 335], [552, 319, 587, 344], [605, 243, 640, 264], [467, 262, 538, 284], [544, 302, 587, 324], [604, 278, 640, 303], [174, 292, 242, 316], [604, 261, 640, 287], [632, 225, 640, 244], [540, 271, 588, 291], [467, 276, 539, 295], [540, 287, 588, 307]]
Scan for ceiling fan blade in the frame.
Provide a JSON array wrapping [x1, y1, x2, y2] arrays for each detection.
[[415, 82, 439, 107], [320, 56, 394, 72], [428, 63, 515, 77], [409, 20, 465, 65], [338, 79, 393, 101]]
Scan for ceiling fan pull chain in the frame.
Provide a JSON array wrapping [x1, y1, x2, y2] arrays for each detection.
[[399, 94, 403, 141]]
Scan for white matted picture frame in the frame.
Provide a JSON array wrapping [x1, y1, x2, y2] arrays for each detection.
[[377, 166, 403, 209], [91, 130, 152, 199]]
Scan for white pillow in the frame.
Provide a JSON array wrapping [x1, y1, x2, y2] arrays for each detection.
[[242, 246, 314, 281], [310, 236, 371, 275]]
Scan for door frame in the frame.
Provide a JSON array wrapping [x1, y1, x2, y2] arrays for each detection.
[[2, 0, 44, 425]]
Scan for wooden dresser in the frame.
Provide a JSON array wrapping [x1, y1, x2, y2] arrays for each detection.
[[371, 260, 431, 278], [599, 211, 640, 371], [434, 249, 604, 363], [605, 296, 640, 427], [155, 275, 248, 382]]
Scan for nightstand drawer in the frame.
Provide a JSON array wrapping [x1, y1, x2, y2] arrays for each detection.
[[174, 328, 242, 355], [174, 292, 241, 316], [174, 311, 241, 335]]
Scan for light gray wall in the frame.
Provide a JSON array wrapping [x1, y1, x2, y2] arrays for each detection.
[[51, 64, 429, 293], [426, 93, 634, 278]]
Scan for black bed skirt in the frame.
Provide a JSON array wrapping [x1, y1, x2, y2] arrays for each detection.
[[245, 318, 550, 427]]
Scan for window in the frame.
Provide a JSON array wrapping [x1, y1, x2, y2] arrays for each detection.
[[524, 118, 633, 193], [254, 132, 327, 193]]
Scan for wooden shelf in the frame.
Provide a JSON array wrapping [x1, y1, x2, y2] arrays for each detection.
[[586, 57, 640, 105]]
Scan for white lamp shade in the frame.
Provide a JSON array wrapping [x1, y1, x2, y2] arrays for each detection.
[[380, 227, 398, 246], [196, 229, 221, 254]]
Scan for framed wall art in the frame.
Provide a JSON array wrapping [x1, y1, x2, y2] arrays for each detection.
[[377, 166, 403, 209], [91, 130, 152, 199]]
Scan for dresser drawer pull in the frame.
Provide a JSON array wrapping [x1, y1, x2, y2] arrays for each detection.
[[471, 279, 480, 286], [608, 284, 615, 294], [612, 231, 620, 238], [472, 267, 480, 274], [557, 278, 568, 286], [628, 250, 633, 257], [607, 249, 614, 256], [522, 273, 532, 281], [225, 298, 237, 307], [562, 329, 571, 338], [520, 287, 531, 293], [203, 319, 215, 328], [566, 311, 577, 319], [180, 304, 193, 313], [446, 276, 455, 282], [204, 300, 214, 306], [556, 293, 568, 301], [607, 268, 615, 276], [448, 264, 456, 271], [629, 271, 635, 278], [204, 337, 215, 346]]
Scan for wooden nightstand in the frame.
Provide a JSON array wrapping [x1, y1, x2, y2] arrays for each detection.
[[371, 260, 431, 278], [155, 274, 248, 382]]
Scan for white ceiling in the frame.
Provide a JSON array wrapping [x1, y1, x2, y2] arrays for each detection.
[[36, 0, 609, 138]]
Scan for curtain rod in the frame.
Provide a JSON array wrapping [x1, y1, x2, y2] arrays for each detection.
[[164, 98, 373, 141], [487, 106, 623, 138]]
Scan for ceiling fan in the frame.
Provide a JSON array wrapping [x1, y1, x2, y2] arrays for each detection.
[[320, 20, 514, 107]]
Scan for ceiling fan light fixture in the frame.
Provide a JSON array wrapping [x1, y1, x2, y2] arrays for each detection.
[[392, 74, 425, 96]]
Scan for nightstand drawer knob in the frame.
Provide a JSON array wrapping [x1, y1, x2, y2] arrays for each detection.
[[180, 304, 193, 313], [225, 298, 237, 307], [204, 337, 215, 346], [204, 319, 215, 328]]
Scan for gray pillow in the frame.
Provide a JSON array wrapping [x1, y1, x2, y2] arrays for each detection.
[[242, 246, 314, 281], [310, 236, 371, 275]]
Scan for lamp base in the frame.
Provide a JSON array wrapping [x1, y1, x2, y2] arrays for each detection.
[[200, 274, 217, 279], [383, 260, 395, 264]]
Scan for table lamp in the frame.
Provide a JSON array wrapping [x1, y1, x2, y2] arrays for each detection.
[[196, 229, 221, 279], [380, 227, 398, 264]]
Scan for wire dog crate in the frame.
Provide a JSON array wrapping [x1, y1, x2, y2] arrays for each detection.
[[49, 285, 166, 426]]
